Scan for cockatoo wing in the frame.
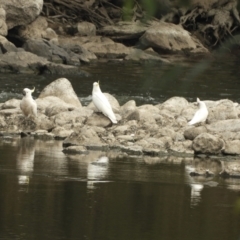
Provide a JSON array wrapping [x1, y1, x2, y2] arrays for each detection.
[[20, 99, 27, 117], [188, 110, 202, 125], [92, 92, 117, 123], [188, 107, 208, 125], [188, 98, 208, 125], [32, 100, 37, 117]]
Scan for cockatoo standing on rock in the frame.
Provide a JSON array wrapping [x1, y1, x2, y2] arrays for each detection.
[[92, 82, 117, 124], [188, 98, 208, 125], [20, 87, 37, 119]]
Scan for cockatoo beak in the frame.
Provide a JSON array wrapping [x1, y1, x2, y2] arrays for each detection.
[[31, 87, 35, 93]]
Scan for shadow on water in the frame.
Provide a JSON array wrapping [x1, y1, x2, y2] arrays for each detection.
[[0, 137, 240, 240]]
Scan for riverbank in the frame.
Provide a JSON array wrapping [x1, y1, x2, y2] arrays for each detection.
[[0, 0, 240, 74]]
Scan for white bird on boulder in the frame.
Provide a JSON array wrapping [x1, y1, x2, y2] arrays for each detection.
[[20, 87, 37, 119], [188, 98, 208, 125], [92, 82, 117, 124]]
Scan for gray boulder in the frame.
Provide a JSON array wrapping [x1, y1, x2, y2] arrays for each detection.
[[219, 131, 240, 141], [0, 108, 21, 117], [51, 110, 89, 127], [223, 140, 240, 155], [120, 100, 140, 121], [125, 109, 140, 121], [23, 39, 81, 66], [0, 36, 18, 53], [63, 44, 97, 63], [23, 39, 54, 60], [138, 104, 160, 114], [138, 136, 171, 151], [58, 36, 97, 62], [18, 16, 57, 41], [8, 114, 53, 133], [35, 113, 54, 131], [63, 126, 102, 147], [51, 126, 74, 140], [154, 127, 177, 140], [184, 126, 208, 140], [36, 96, 69, 113], [156, 109, 175, 127], [0, 51, 87, 75], [207, 99, 238, 123], [2, 0, 43, 29], [1, 99, 20, 109], [207, 119, 240, 133], [38, 78, 82, 108], [113, 125, 130, 136], [50, 108, 93, 129], [86, 113, 112, 127], [138, 109, 156, 124], [169, 140, 194, 155], [138, 21, 209, 55], [82, 36, 130, 58], [157, 96, 189, 116], [98, 21, 148, 40], [192, 133, 224, 154], [59, 36, 130, 59], [0, 51, 48, 73], [77, 21, 96, 36], [121, 100, 136, 115], [45, 102, 76, 117]]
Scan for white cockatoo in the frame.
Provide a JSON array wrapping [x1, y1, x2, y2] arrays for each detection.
[[20, 87, 37, 118], [92, 82, 117, 124], [188, 98, 208, 125]]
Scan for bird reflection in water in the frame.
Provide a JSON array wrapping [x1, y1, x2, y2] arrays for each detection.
[[185, 158, 221, 207], [16, 136, 35, 190], [190, 183, 204, 207], [185, 165, 203, 207], [87, 156, 109, 190]]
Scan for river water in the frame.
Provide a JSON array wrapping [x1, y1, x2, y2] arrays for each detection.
[[1, 54, 240, 105], [1, 55, 240, 240]]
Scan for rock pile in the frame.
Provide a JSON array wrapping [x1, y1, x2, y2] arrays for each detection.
[[1, 78, 240, 159]]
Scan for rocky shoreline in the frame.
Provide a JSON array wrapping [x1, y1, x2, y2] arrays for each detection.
[[1, 77, 240, 177], [1, 0, 239, 74], [1, 77, 240, 158]]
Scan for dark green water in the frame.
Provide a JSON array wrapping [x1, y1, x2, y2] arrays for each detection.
[[1, 58, 240, 239], [0, 137, 240, 240], [1, 56, 240, 105]]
